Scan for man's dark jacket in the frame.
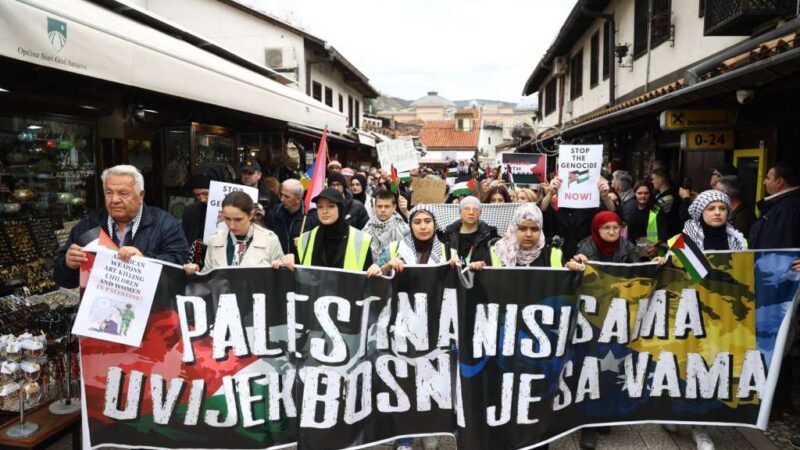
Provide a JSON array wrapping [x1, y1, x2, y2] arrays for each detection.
[[266, 204, 318, 255], [750, 188, 800, 249], [54, 205, 188, 288]]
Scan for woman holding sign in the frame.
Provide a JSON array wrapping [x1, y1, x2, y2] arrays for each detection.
[[184, 191, 284, 274]]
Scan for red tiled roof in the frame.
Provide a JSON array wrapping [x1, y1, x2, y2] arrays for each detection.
[[419, 120, 479, 149]]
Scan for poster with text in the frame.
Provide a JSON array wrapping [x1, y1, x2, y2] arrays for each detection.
[[72, 249, 162, 347], [377, 139, 419, 172], [557, 145, 602, 208], [501, 153, 546, 186], [203, 181, 259, 242]]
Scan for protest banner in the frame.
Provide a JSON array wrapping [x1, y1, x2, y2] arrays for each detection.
[[411, 178, 448, 204], [377, 139, 419, 173], [501, 153, 547, 186], [203, 181, 259, 242], [557, 145, 603, 208], [80, 250, 800, 449], [72, 249, 162, 347]]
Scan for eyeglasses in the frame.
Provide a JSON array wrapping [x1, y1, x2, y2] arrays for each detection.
[[599, 225, 622, 232]]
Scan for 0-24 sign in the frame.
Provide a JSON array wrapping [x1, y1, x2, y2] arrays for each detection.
[[680, 130, 734, 151]]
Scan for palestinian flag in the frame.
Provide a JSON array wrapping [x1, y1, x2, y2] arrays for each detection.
[[568, 169, 590, 186], [390, 165, 400, 194], [668, 233, 712, 282], [448, 167, 459, 177], [399, 171, 412, 183], [75, 226, 118, 291], [451, 178, 475, 197]]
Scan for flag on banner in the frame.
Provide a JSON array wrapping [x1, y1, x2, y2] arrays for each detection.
[[668, 233, 712, 282], [451, 178, 475, 197], [390, 165, 400, 194], [568, 169, 591, 186], [303, 129, 328, 211]]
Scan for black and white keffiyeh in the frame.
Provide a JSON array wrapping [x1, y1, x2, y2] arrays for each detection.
[[683, 190, 746, 250]]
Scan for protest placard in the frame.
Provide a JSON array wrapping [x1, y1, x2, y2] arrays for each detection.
[[203, 181, 259, 242], [411, 177, 447, 204], [557, 144, 603, 208], [501, 153, 546, 185], [72, 249, 162, 347], [377, 138, 419, 172]]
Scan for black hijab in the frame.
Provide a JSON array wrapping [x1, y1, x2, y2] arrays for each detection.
[[410, 208, 436, 264], [311, 191, 350, 267], [351, 174, 368, 204]]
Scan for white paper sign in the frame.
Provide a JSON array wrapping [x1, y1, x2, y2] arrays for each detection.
[[377, 139, 419, 172], [203, 181, 259, 242], [557, 144, 603, 208], [72, 249, 162, 347]]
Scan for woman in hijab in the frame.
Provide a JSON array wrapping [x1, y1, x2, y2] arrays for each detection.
[[683, 189, 747, 251], [487, 204, 582, 270], [573, 211, 639, 264], [350, 173, 368, 205], [274, 188, 374, 272], [370, 205, 456, 275]]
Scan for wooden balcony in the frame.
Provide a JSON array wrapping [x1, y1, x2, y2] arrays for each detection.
[[704, 0, 796, 36]]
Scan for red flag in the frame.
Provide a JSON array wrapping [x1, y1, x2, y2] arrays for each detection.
[[304, 129, 328, 211]]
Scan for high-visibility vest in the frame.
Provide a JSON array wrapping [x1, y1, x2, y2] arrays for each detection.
[[388, 240, 455, 264], [646, 206, 659, 243], [489, 245, 563, 268], [297, 226, 372, 271]]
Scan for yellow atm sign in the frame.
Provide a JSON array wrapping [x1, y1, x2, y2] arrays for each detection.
[[659, 109, 734, 130], [680, 130, 735, 150]]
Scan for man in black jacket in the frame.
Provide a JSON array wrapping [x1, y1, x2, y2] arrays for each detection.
[[613, 170, 637, 232], [54, 165, 188, 288], [441, 196, 498, 264], [267, 179, 318, 255], [750, 163, 800, 249]]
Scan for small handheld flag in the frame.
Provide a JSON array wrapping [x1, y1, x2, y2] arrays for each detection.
[[390, 165, 400, 194], [668, 233, 712, 282]]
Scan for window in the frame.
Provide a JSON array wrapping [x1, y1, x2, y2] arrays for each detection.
[[590, 31, 599, 88], [651, 0, 672, 49], [602, 20, 612, 79], [338, 94, 344, 113], [634, 0, 672, 58], [347, 95, 354, 127], [355, 100, 360, 128], [324, 87, 333, 107], [633, 0, 648, 58], [312, 81, 322, 102], [570, 49, 583, 99], [544, 79, 557, 116]]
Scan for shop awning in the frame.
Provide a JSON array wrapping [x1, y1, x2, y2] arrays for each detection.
[[0, 0, 348, 134]]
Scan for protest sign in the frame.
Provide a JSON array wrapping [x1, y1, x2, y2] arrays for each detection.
[[203, 181, 259, 242], [72, 249, 162, 347], [557, 145, 603, 208], [80, 250, 800, 449], [501, 153, 547, 185], [377, 139, 419, 172], [412, 178, 448, 204]]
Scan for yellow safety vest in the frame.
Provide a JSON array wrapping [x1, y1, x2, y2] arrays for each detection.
[[297, 226, 372, 271], [489, 245, 563, 268], [646, 206, 659, 243]]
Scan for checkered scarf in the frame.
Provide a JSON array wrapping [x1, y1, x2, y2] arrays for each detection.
[[107, 205, 143, 246], [683, 190, 746, 250]]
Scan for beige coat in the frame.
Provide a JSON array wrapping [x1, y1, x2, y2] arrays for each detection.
[[203, 225, 283, 271]]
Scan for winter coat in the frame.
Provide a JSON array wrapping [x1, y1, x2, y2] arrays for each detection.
[[203, 225, 284, 271], [441, 220, 499, 264], [750, 187, 800, 249], [54, 205, 188, 288], [575, 235, 639, 264]]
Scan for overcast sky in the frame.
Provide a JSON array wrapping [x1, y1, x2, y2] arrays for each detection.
[[241, 0, 575, 103]]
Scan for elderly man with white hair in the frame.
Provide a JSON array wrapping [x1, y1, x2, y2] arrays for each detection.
[[266, 178, 318, 255], [54, 164, 188, 288]]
